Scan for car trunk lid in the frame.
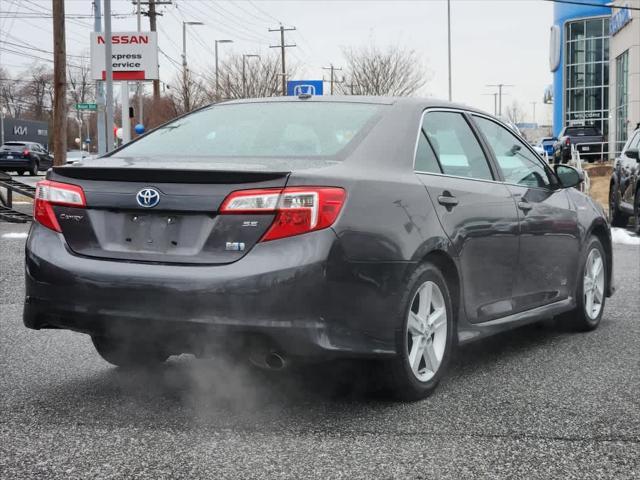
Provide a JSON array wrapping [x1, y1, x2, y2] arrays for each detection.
[[48, 165, 290, 265]]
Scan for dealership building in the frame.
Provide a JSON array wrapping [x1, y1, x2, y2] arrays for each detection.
[[550, 0, 639, 156]]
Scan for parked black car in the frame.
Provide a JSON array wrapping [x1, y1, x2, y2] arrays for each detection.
[[24, 97, 613, 400], [609, 127, 640, 233], [0, 141, 53, 175], [553, 126, 605, 163]]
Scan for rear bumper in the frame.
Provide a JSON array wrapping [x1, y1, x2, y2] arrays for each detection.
[[24, 223, 408, 358], [0, 160, 30, 170]]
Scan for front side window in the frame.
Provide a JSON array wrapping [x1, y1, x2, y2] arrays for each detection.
[[422, 112, 493, 181], [115, 102, 386, 160], [473, 116, 552, 189]]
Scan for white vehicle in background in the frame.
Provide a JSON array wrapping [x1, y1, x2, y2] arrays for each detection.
[[65, 150, 91, 165]]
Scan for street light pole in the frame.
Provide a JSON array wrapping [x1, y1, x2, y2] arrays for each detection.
[[447, 0, 452, 102], [215, 39, 233, 102], [182, 21, 204, 112], [242, 54, 260, 98]]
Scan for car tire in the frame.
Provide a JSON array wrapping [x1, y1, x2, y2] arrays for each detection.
[[382, 262, 455, 401], [16, 170, 25, 176], [561, 236, 607, 332], [91, 336, 169, 368], [28, 160, 39, 176], [609, 183, 629, 227]]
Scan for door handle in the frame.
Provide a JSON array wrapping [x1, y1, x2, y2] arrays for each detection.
[[517, 201, 533, 212], [438, 193, 459, 210]]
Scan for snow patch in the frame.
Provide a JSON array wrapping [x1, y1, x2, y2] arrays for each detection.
[[611, 228, 640, 246], [1, 232, 28, 239]]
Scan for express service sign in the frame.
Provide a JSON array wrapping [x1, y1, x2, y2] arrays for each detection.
[[90, 32, 159, 81]]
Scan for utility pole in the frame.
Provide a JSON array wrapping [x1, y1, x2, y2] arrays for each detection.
[[486, 84, 514, 117], [447, 0, 452, 102], [104, 0, 115, 152], [94, 1, 106, 155], [269, 25, 296, 96], [483, 92, 498, 116], [137, 0, 173, 100], [531, 101, 537, 123], [52, 0, 67, 165], [322, 64, 343, 95]]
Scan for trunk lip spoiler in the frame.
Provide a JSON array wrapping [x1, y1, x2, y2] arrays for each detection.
[[50, 167, 291, 184]]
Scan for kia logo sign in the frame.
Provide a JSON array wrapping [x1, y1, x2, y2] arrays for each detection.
[[13, 126, 27, 136], [136, 188, 161, 208]]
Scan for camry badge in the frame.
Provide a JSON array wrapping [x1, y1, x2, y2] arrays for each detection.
[[136, 188, 160, 208]]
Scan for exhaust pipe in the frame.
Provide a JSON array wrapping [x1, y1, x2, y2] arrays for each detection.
[[265, 352, 286, 370], [249, 350, 287, 370]]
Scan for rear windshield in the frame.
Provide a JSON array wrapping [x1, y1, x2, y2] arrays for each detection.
[[565, 127, 600, 136], [541, 139, 554, 145], [116, 102, 385, 159], [1, 142, 26, 148]]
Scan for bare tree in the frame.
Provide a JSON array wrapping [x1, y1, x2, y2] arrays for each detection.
[[0, 68, 25, 118], [211, 53, 296, 101], [340, 44, 428, 96], [168, 69, 208, 115], [19, 64, 54, 120], [505, 100, 525, 125]]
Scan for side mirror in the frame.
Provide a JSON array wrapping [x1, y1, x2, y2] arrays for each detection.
[[626, 148, 639, 161], [554, 164, 583, 189]]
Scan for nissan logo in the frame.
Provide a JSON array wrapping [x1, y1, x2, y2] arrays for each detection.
[[136, 188, 160, 208]]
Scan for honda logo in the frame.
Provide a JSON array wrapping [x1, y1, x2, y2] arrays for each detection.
[[293, 84, 316, 96]]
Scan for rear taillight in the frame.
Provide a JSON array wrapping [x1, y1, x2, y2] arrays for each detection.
[[22, 149, 30, 157], [220, 187, 346, 241], [34, 180, 86, 232], [565, 138, 571, 146]]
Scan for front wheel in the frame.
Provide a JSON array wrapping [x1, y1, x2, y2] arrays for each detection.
[[91, 336, 169, 368], [609, 184, 629, 227], [382, 262, 455, 401], [560, 236, 607, 332]]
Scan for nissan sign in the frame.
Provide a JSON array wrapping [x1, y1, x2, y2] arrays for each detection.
[[90, 32, 159, 81]]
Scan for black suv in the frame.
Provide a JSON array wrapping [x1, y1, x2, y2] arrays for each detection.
[[0, 141, 53, 176], [609, 127, 640, 233]]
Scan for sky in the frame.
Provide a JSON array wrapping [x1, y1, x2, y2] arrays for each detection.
[[0, 0, 555, 124]]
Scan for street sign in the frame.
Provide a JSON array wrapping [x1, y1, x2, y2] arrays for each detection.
[[90, 32, 159, 81], [75, 103, 98, 111], [287, 80, 323, 96]]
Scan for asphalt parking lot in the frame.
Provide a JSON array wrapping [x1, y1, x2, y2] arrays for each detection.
[[1, 220, 639, 479]]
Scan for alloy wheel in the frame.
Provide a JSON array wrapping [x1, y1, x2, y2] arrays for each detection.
[[406, 280, 447, 382], [583, 248, 605, 320]]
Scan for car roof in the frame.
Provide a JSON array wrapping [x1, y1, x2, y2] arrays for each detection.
[[214, 95, 489, 116]]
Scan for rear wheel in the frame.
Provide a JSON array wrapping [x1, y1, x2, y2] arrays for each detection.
[[28, 160, 39, 176], [609, 184, 629, 227], [91, 336, 169, 368], [561, 236, 607, 332], [16, 170, 25, 176], [382, 263, 455, 401]]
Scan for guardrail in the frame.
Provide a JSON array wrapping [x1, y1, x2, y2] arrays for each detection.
[[0, 172, 34, 223], [572, 141, 609, 163]]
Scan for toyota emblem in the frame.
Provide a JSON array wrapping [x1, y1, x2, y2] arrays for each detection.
[[136, 188, 161, 208]]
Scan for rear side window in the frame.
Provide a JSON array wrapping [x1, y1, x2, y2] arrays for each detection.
[[414, 131, 441, 174], [116, 102, 385, 160], [422, 112, 493, 181]]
